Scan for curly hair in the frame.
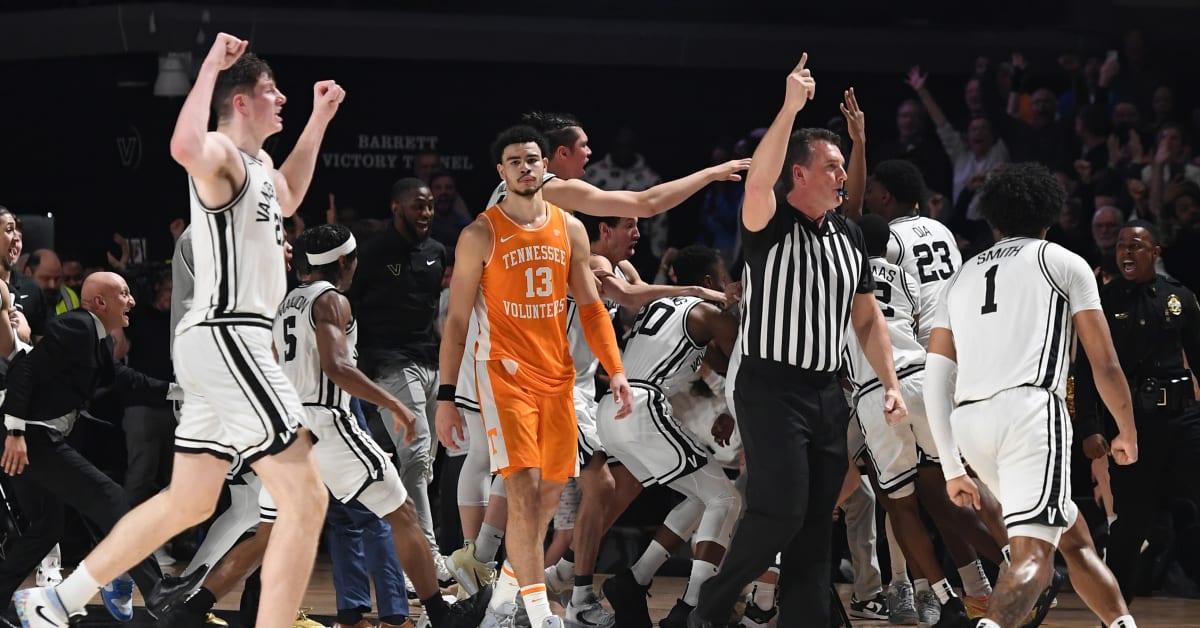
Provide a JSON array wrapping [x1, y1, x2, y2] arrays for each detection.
[[871, 159, 926, 207], [978, 162, 1065, 238], [212, 53, 274, 121], [857, 213, 891, 258], [295, 223, 356, 282], [491, 125, 549, 165]]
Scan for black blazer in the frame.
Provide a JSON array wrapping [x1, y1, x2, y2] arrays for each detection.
[[2, 310, 169, 424]]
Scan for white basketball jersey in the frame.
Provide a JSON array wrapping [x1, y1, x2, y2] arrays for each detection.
[[844, 257, 924, 391], [566, 262, 623, 397], [179, 151, 287, 332], [886, 215, 962, 347], [621, 296, 707, 393], [273, 281, 357, 413], [935, 237, 1100, 404]]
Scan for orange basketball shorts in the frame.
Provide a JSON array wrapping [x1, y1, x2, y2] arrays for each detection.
[[475, 358, 578, 483]]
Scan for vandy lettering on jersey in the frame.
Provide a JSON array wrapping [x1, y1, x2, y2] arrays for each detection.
[[273, 280, 358, 412], [886, 215, 962, 347], [935, 237, 1101, 404], [179, 150, 287, 332]]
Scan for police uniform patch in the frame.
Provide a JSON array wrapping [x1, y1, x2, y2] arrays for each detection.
[[1168, 294, 1182, 316]]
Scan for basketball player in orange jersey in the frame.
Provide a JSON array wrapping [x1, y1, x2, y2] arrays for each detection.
[[436, 125, 632, 628]]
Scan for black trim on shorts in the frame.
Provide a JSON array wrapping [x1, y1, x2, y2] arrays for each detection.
[[626, 380, 707, 486], [1004, 389, 1071, 529], [215, 326, 295, 454], [173, 444, 237, 463]]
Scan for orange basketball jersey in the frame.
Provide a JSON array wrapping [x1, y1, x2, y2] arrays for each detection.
[[474, 202, 575, 391]]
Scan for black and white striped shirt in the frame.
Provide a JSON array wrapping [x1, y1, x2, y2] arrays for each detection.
[[738, 208, 872, 371]]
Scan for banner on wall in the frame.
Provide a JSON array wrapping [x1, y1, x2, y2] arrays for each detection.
[[321, 133, 476, 172]]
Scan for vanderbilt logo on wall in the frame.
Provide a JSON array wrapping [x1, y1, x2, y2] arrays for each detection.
[[321, 133, 475, 171], [116, 124, 143, 170]]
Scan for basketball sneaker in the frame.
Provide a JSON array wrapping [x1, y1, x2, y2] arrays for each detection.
[[885, 581, 918, 625], [849, 592, 889, 620]]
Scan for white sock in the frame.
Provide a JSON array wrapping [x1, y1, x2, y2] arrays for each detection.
[[1109, 615, 1137, 628], [554, 555, 575, 582], [913, 578, 931, 596], [683, 560, 718, 607], [885, 516, 909, 585], [957, 560, 992, 598], [489, 561, 520, 611], [521, 584, 553, 627], [630, 540, 671, 586], [751, 570, 778, 609], [55, 561, 101, 614], [475, 522, 504, 563], [977, 620, 1002, 628], [571, 584, 595, 606], [932, 578, 957, 604]]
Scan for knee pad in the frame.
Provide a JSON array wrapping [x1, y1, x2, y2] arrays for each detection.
[[694, 483, 742, 546], [664, 497, 704, 541], [490, 474, 506, 499]]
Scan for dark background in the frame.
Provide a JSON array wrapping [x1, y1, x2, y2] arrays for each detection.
[[1, 0, 1198, 265]]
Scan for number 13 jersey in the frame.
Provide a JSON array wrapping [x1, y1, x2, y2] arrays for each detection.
[[474, 203, 575, 391], [887, 215, 962, 347], [934, 237, 1100, 404]]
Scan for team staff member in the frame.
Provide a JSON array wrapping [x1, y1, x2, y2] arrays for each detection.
[[689, 54, 906, 628], [1075, 220, 1200, 605], [348, 177, 452, 568]]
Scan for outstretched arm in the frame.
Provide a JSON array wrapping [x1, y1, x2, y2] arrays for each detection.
[[542, 158, 750, 218], [592, 258, 726, 312], [275, 81, 346, 217], [743, 53, 817, 232], [169, 33, 246, 180]]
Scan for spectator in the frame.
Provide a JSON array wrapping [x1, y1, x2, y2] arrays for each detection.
[[61, 259, 85, 293], [1142, 122, 1200, 189], [869, 99, 953, 201], [1088, 205, 1124, 271], [428, 171, 472, 249], [0, 209, 47, 340], [26, 249, 79, 317]]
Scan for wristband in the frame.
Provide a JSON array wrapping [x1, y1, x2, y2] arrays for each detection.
[[7, 429, 24, 437], [437, 384, 457, 402]]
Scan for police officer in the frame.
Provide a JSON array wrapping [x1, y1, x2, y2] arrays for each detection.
[[1074, 219, 1200, 605]]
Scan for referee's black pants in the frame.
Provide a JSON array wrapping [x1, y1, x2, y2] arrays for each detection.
[[1106, 408, 1200, 604], [695, 358, 849, 626], [0, 426, 163, 604]]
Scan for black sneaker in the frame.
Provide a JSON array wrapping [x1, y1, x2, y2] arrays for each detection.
[[934, 597, 973, 628], [1019, 569, 1064, 628], [441, 583, 494, 628], [849, 591, 889, 620], [147, 564, 210, 617], [660, 599, 693, 628], [601, 569, 652, 628]]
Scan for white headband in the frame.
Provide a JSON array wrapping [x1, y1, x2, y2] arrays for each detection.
[[306, 234, 357, 266]]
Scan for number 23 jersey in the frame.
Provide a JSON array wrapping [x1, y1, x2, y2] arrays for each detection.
[[934, 237, 1100, 404], [887, 215, 962, 347]]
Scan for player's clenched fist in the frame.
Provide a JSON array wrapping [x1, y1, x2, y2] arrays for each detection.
[[204, 32, 248, 71], [313, 80, 346, 120]]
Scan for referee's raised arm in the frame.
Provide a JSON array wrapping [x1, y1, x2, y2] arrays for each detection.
[[742, 53, 816, 232]]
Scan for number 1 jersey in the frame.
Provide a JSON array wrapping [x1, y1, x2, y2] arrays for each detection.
[[474, 203, 575, 391], [887, 215, 962, 347], [933, 237, 1100, 404]]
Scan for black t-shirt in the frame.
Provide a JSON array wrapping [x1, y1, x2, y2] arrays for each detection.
[[348, 227, 450, 369]]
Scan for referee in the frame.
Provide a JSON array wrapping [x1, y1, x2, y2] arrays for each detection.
[[690, 54, 908, 628]]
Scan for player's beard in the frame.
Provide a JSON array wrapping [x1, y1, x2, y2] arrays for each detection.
[[510, 178, 545, 198]]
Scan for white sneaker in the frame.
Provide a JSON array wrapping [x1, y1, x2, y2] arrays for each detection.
[[479, 601, 518, 628], [540, 618, 564, 628], [564, 592, 614, 628], [434, 551, 455, 586], [543, 567, 572, 609], [13, 587, 77, 627], [34, 558, 62, 588]]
